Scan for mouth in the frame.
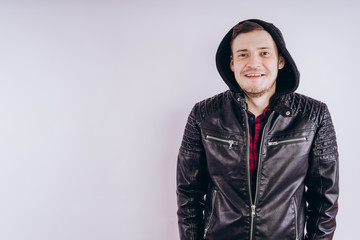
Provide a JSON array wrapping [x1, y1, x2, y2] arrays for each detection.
[[244, 73, 265, 77]]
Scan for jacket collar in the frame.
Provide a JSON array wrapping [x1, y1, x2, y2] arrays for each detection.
[[272, 98, 293, 117], [231, 91, 293, 118]]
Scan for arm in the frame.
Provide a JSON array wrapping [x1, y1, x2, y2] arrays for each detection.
[[177, 106, 208, 240], [305, 104, 339, 240]]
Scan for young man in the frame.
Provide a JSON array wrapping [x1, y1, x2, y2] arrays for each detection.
[[177, 19, 339, 240]]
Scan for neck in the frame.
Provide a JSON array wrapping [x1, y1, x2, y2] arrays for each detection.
[[245, 94, 272, 117]]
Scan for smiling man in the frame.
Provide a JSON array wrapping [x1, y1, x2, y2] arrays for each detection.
[[177, 19, 339, 240]]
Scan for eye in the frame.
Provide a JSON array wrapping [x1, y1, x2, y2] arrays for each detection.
[[238, 53, 247, 58], [261, 51, 270, 56]]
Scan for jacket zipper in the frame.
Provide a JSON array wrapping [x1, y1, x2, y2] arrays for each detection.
[[243, 111, 255, 240], [244, 109, 275, 240], [203, 190, 217, 239], [293, 199, 299, 240], [267, 137, 307, 146], [206, 135, 239, 149]]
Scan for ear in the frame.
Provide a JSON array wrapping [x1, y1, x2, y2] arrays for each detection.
[[230, 55, 234, 72], [278, 55, 285, 70]]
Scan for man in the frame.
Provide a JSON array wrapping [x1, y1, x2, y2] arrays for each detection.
[[176, 19, 339, 240]]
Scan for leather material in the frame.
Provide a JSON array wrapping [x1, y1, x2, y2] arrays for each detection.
[[177, 91, 339, 240]]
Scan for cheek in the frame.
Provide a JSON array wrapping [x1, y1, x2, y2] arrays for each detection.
[[266, 61, 280, 73], [233, 62, 245, 73]]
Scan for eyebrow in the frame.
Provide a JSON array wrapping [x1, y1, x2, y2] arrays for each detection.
[[235, 47, 272, 53]]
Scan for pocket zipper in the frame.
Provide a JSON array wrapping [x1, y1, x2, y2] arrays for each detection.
[[206, 135, 238, 149], [203, 190, 217, 239], [293, 200, 299, 240], [267, 137, 307, 146]]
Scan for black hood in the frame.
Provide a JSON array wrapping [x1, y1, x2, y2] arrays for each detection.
[[216, 19, 300, 99]]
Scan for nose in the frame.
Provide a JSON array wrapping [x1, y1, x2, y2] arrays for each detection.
[[246, 54, 261, 68]]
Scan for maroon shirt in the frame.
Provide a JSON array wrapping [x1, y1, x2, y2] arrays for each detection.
[[247, 105, 270, 200]]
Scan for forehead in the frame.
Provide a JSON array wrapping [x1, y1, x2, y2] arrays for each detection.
[[231, 30, 277, 51]]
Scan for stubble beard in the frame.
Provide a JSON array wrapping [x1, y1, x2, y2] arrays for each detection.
[[240, 78, 277, 99]]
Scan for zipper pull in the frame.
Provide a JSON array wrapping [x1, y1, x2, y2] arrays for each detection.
[[229, 140, 234, 149], [251, 205, 256, 217], [268, 141, 278, 146]]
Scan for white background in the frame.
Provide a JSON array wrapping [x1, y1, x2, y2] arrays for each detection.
[[0, 1, 358, 239]]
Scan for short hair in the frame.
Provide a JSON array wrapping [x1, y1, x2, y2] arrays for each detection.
[[230, 21, 265, 50]]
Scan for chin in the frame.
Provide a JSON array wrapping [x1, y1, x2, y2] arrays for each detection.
[[244, 91, 266, 98]]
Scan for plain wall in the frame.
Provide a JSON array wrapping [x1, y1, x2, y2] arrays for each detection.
[[0, 0, 358, 239]]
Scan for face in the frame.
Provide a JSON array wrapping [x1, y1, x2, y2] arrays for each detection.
[[230, 30, 285, 99]]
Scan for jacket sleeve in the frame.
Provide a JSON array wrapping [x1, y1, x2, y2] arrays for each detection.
[[305, 103, 339, 240], [177, 105, 208, 240]]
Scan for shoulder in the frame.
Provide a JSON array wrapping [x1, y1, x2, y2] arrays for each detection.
[[281, 92, 329, 125], [191, 90, 233, 121]]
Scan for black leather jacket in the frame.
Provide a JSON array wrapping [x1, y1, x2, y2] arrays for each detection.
[[177, 91, 338, 240]]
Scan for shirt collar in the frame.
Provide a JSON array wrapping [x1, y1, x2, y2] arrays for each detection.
[[246, 104, 271, 119]]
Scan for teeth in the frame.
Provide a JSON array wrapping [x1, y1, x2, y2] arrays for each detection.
[[246, 73, 263, 77]]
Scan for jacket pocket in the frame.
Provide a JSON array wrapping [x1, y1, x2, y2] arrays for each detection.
[[267, 137, 307, 146], [205, 135, 239, 149], [203, 189, 217, 239]]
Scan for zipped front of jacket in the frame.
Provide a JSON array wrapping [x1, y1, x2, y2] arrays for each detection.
[[243, 109, 253, 239], [243, 108, 275, 240]]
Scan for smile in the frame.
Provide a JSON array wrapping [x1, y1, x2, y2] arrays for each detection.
[[245, 73, 265, 77]]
